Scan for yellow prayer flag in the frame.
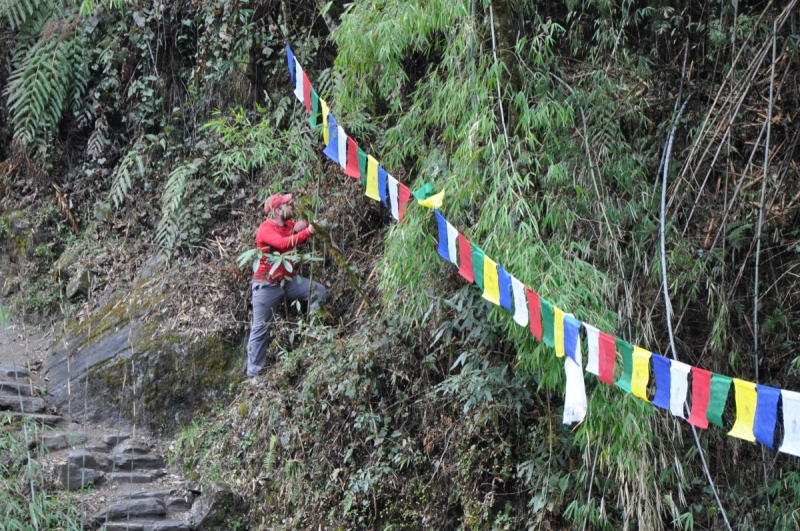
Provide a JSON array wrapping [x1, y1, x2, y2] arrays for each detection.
[[321, 99, 330, 145], [554, 307, 565, 357], [481, 256, 500, 306], [417, 189, 446, 209], [365, 155, 380, 201], [631, 346, 652, 402], [728, 379, 757, 442]]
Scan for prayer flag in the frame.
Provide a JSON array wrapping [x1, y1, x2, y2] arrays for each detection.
[[337, 126, 347, 170], [526, 288, 542, 341], [597, 331, 616, 385], [293, 58, 304, 102], [707, 374, 732, 428], [631, 346, 651, 402], [387, 174, 400, 220], [687, 367, 712, 429], [286, 45, 296, 86], [728, 379, 757, 442], [669, 360, 691, 418], [472, 245, 485, 291], [615, 339, 634, 393], [412, 183, 434, 200], [497, 265, 512, 313], [309, 88, 320, 127], [343, 137, 360, 178], [398, 183, 411, 221], [321, 114, 339, 163], [418, 190, 445, 209], [754, 385, 780, 449], [457, 234, 474, 282], [302, 71, 311, 114], [511, 277, 528, 327], [651, 354, 671, 410], [554, 307, 566, 358], [358, 147, 368, 188], [482, 256, 500, 306], [321, 99, 330, 144], [584, 324, 600, 376], [779, 390, 800, 457], [365, 155, 380, 201], [435, 211, 450, 262], [378, 168, 388, 206], [445, 222, 458, 267], [563, 347, 587, 425], [540, 298, 554, 348], [563, 315, 582, 364]]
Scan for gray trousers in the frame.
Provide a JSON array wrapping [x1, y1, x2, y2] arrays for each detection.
[[246, 276, 326, 377]]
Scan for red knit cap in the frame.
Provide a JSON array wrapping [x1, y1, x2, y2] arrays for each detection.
[[264, 194, 292, 214]]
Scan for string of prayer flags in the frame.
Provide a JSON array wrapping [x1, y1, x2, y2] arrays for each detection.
[[398, 183, 411, 221], [322, 114, 339, 163], [458, 234, 474, 282], [358, 147, 368, 188], [412, 183, 434, 201], [728, 379, 757, 442], [779, 390, 800, 457], [540, 298, 555, 347], [497, 265, 512, 313], [615, 339, 634, 393], [365, 155, 381, 201], [435, 211, 450, 262], [707, 374, 733, 428], [286, 44, 296, 86], [482, 256, 500, 306], [445, 222, 458, 267], [631, 346, 651, 402], [651, 354, 671, 410], [511, 277, 528, 327], [343, 137, 360, 178], [597, 331, 616, 385], [472, 245, 485, 291], [337, 126, 347, 171], [526, 288, 542, 341], [309, 88, 320, 127], [669, 360, 691, 418], [688, 367, 712, 429], [419, 190, 445, 209], [583, 324, 600, 376], [388, 175, 400, 220], [378, 167, 389, 206], [302, 71, 312, 114], [563, 315, 582, 364], [321, 99, 330, 145], [293, 57, 304, 102], [554, 307, 566, 358], [563, 346, 587, 425], [754, 385, 780, 449]]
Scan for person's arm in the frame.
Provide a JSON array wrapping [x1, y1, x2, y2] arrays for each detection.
[[260, 223, 313, 250], [293, 219, 309, 233]]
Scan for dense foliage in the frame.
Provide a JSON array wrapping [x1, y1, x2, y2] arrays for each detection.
[[2, 0, 800, 529]]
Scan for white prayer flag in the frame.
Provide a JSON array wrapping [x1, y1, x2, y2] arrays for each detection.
[[669, 360, 691, 418], [510, 276, 528, 327], [337, 126, 347, 170], [563, 345, 587, 425], [293, 58, 304, 103], [584, 323, 600, 376], [445, 222, 458, 267], [388, 175, 399, 221], [779, 390, 800, 457]]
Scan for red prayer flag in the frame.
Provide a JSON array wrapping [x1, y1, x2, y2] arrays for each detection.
[[687, 367, 712, 429], [343, 137, 360, 178], [526, 288, 542, 341], [597, 331, 616, 385], [302, 72, 312, 113], [457, 233, 474, 282], [398, 183, 411, 221]]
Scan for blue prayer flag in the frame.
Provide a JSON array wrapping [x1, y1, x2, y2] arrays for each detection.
[[497, 265, 512, 313], [754, 385, 780, 449], [651, 354, 671, 410], [563, 315, 582, 364], [434, 210, 449, 262], [286, 45, 296, 86], [378, 167, 388, 207], [321, 114, 339, 163]]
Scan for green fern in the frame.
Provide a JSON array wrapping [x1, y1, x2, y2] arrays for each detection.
[[155, 160, 201, 253], [108, 147, 147, 208], [263, 434, 277, 477], [0, 0, 51, 29]]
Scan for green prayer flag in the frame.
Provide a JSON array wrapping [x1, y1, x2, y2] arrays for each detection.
[[357, 147, 368, 189], [412, 183, 434, 200], [540, 298, 554, 347], [309, 89, 320, 128], [707, 373, 732, 427], [615, 339, 633, 393], [471, 245, 485, 291]]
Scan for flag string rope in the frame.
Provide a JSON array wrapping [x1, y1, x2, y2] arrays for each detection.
[[285, 44, 798, 458]]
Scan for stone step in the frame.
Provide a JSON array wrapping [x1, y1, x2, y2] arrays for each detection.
[[100, 521, 189, 531], [103, 433, 131, 447], [34, 432, 87, 451], [107, 472, 156, 484], [111, 438, 150, 455], [0, 366, 30, 378], [7, 412, 61, 426], [0, 380, 33, 395], [121, 488, 176, 500], [110, 453, 165, 470], [0, 394, 46, 413], [153, 521, 190, 531], [67, 449, 98, 469], [93, 499, 166, 522], [56, 461, 105, 490]]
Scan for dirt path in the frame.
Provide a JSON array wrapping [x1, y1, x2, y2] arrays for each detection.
[[0, 303, 51, 385]]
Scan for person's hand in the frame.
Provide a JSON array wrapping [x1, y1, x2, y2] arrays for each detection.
[[307, 223, 316, 235], [294, 219, 309, 232]]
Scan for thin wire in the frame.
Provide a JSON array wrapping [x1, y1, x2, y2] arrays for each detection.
[[661, 95, 732, 531]]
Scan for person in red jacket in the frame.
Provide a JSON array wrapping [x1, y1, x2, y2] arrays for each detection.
[[246, 194, 325, 384]]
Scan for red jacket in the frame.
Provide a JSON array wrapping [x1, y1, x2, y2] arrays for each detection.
[[252, 220, 313, 283]]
